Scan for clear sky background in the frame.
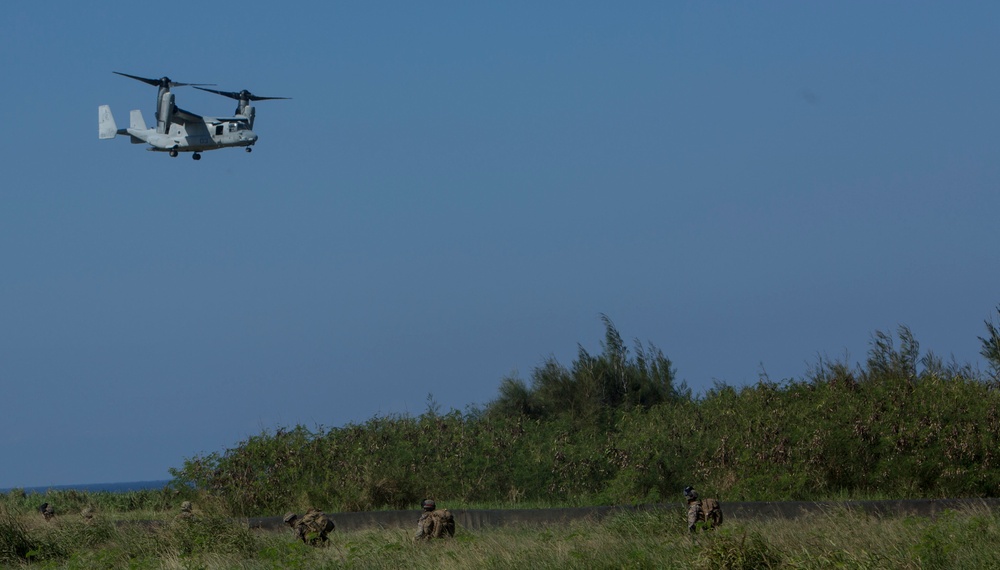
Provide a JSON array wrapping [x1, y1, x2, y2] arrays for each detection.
[[1, 2, 998, 488]]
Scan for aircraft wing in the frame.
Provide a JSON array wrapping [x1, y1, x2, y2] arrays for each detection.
[[207, 116, 251, 124], [171, 106, 204, 124]]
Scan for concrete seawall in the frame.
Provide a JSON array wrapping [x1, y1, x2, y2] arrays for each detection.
[[247, 498, 1000, 533]]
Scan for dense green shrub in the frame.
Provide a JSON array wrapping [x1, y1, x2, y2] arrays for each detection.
[[489, 315, 684, 423], [981, 305, 1000, 381], [170, 317, 1000, 515]]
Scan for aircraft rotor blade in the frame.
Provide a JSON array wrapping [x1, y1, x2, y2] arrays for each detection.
[[194, 86, 291, 101], [114, 71, 214, 89], [170, 81, 217, 88], [113, 71, 162, 87], [248, 95, 292, 101]]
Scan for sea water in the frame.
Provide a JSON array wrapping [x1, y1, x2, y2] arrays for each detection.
[[0, 480, 172, 494]]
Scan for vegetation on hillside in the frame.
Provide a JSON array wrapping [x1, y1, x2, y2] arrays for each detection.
[[167, 309, 1000, 517], [3, 307, 1000, 568]]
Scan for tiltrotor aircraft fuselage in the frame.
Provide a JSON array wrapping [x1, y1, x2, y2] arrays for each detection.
[[99, 72, 288, 160]]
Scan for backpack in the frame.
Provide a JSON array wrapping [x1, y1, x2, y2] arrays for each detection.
[[301, 509, 335, 537], [700, 498, 723, 528], [429, 509, 455, 538]]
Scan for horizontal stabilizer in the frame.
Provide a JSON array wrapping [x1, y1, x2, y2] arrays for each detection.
[[98, 105, 117, 139]]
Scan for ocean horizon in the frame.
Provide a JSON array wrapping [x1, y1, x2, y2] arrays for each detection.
[[0, 479, 172, 494]]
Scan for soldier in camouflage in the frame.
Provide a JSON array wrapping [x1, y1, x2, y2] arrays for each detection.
[[176, 501, 195, 521], [414, 499, 455, 540], [684, 486, 723, 532], [284, 508, 335, 545], [39, 502, 55, 521]]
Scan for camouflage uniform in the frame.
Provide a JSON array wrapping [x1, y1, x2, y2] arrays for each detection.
[[39, 502, 56, 521], [176, 501, 195, 521], [684, 486, 723, 532], [284, 508, 335, 545], [81, 507, 95, 524], [415, 499, 455, 540]]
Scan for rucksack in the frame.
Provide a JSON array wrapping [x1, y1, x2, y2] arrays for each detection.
[[700, 498, 723, 527], [301, 509, 335, 536], [430, 509, 455, 538]]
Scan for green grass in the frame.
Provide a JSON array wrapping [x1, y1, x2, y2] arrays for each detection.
[[3, 503, 999, 569]]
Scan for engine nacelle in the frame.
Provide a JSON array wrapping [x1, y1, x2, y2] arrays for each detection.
[[243, 105, 256, 129], [157, 92, 175, 134]]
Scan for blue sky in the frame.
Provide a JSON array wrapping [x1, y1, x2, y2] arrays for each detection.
[[1, 2, 998, 488]]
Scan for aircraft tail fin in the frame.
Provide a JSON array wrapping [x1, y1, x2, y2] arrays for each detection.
[[129, 109, 148, 131], [98, 105, 117, 139]]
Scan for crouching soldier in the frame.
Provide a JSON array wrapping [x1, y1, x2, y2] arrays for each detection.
[[414, 499, 455, 540], [684, 486, 723, 532], [284, 508, 335, 545], [39, 502, 56, 521], [176, 501, 195, 522]]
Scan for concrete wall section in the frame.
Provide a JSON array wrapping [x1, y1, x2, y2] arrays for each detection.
[[248, 498, 1000, 533]]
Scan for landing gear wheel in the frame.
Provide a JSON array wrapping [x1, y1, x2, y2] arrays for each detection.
[[169, 150, 178, 157], [246, 147, 253, 153], [192, 153, 201, 161]]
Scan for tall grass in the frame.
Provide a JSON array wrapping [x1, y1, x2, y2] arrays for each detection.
[[2, 486, 182, 520], [1, 504, 997, 569]]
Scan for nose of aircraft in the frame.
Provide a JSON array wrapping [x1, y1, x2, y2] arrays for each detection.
[[242, 130, 258, 144]]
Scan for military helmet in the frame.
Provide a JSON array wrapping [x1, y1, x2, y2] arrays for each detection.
[[421, 499, 436, 511], [180, 501, 192, 512], [283, 512, 298, 523], [683, 486, 698, 501]]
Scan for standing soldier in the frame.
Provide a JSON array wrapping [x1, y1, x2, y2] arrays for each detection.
[[284, 508, 335, 545], [415, 499, 455, 540]]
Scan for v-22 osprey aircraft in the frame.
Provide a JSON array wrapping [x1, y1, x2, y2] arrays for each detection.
[[98, 72, 289, 160]]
